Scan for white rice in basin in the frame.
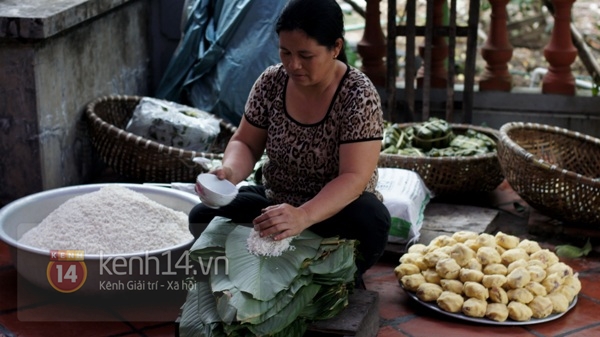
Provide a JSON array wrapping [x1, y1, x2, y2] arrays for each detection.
[[18, 185, 193, 254]]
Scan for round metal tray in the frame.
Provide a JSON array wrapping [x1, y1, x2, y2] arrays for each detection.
[[404, 287, 577, 325]]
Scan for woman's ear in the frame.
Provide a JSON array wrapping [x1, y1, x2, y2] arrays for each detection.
[[335, 38, 344, 55]]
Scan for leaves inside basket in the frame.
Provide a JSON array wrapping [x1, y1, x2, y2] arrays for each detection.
[[381, 118, 497, 156]]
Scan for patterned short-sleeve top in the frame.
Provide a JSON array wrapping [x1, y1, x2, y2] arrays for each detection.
[[244, 63, 384, 206]]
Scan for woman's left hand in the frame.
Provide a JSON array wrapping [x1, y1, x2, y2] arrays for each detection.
[[253, 204, 311, 240]]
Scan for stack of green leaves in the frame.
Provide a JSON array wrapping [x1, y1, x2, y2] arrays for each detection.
[[381, 119, 497, 157], [411, 117, 453, 151], [178, 217, 358, 337]]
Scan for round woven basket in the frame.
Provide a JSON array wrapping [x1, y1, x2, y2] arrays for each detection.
[[378, 124, 504, 195], [85, 95, 236, 183], [498, 122, 600, 226]]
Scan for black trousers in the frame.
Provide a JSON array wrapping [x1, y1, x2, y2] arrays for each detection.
[[189, 185, 391, 276]]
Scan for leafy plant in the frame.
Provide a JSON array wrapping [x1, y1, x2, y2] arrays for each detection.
[[345, 43, 358, 68]]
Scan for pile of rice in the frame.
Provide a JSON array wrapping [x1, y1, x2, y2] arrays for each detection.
[[18, 185, 193, 254], [246, 229, 295, 257]]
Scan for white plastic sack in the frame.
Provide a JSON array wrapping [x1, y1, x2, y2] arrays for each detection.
[[125, 97, 221, 152], [376, 168, 432, 245]]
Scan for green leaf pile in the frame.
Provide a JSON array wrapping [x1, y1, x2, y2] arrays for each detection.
[[381, 118, 497, 156], [179, 217, 358, 337]]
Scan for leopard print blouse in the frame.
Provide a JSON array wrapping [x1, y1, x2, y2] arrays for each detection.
[[244, 63, 384, 206]]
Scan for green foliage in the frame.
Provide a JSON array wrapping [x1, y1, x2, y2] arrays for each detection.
[[480, 0, 543, 16], [381, 118, 497, 156], [180, 218, 358, 337], [512, 0, 543, 12], [345, 44, 358, 68]]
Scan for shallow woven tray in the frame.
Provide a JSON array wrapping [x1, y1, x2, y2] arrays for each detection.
[[498, 122, 600, 226], [378, 124, 504, 196], [86, 95, 236, 183]]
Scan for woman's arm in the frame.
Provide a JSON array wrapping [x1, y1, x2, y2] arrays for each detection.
[[214, 116, 267, 184], [301, 139, 381, 220], [254, 139, 381, 240]]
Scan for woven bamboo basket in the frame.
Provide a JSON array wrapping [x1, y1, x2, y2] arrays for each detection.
[[498, 122, 600, 226], [85, 95, 236, 183], [378, 124, 504, 196]]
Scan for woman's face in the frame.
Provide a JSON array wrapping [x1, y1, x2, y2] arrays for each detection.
[[278, 29, 340, 87]]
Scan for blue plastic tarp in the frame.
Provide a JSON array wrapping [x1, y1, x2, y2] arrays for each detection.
[[156, 0, 286, 125]]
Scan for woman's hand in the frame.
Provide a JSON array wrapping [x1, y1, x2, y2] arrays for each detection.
[[253, 204, 311, 240], [210, 166, 233, 181], [194, 166, 233, 195]]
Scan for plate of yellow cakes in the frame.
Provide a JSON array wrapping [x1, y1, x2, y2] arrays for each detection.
[[395, 231, 580, 325]]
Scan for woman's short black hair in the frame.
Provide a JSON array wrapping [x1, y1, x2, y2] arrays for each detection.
[[275, 0, 348, 63]]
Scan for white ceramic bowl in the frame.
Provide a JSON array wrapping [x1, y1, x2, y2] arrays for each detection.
[[0, 183, 197, 296], [195, 173, 238, 208]]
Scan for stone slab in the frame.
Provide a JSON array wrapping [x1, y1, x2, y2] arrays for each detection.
[[174, 289, 380, 337], [386, 203, 499, 255], [418, 203, 499, 244], [306, 289, 379, 337], [0, 0, 150, 206], [0, 0, 133, 39]]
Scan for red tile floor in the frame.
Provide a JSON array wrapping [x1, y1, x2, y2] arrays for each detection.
[[1, 180, 599, 337]]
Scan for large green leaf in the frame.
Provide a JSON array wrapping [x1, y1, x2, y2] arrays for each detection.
[[225, 226, 323, 301], [309, 240, 356, 275], [300, 283, 350, 320], [178, 284, 205, 337], [190, 217, 237, 258], [182, 222, 358, 336], [179, 281, 222, 337], [210, 265, 236, 293], [221, 322, 247, 336], [219, 316, 308, 337], [215, 290, 237, 324], [230, 275, 312, 324], [194, 282, 222, 324], [310, 241, 357, 285], [195, 249, 225, 265], [248, 283, 321, 336], [269, 318, 308, 337]]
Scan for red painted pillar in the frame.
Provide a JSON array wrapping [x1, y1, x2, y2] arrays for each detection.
[[357, 0, 386, 87], [479, 0, 513, 91], [542, 0, 578, 95], [416, 0, 448, 88]]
